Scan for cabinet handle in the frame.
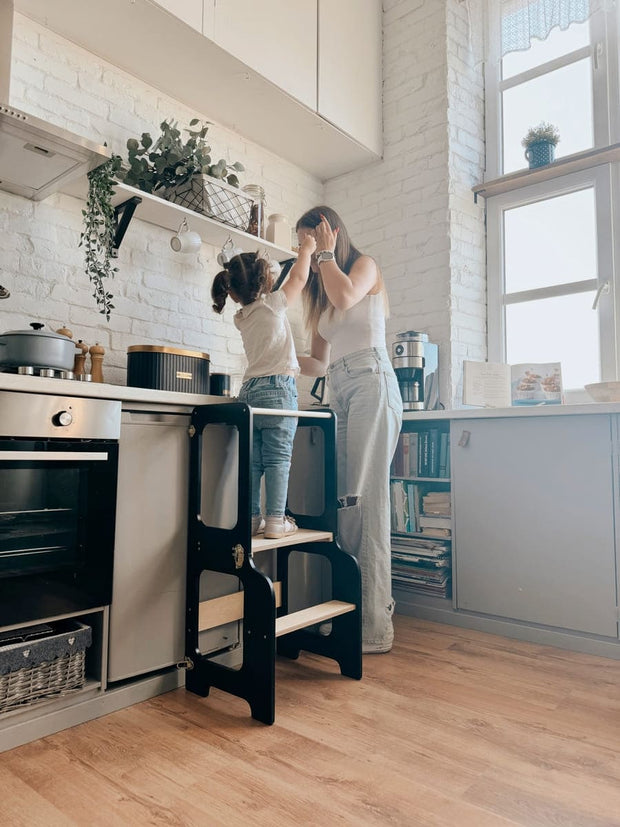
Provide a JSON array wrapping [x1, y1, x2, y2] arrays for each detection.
[[0, 451, 108, 461], [458, 430, 470, 447]]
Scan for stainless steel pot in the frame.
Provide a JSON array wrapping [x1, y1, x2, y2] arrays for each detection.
[[0, 323, 78, 370]]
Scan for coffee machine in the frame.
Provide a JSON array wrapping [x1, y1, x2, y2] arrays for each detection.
[[391, 331, 439, 410]]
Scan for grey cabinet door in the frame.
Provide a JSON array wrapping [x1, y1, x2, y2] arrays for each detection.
[[108, 411, 191, 681], [452, 415, 618, 637]]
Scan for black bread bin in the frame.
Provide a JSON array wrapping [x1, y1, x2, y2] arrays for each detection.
[[127, 345, 210, 394]]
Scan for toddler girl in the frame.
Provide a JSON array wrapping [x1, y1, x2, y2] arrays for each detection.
[[211, 237, 316, 539]]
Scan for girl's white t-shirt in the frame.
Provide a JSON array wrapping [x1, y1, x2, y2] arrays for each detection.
[[234, 291, 299, 381]]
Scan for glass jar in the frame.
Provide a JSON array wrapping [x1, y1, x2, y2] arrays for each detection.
[[243, 184, 266, 238], [265, 213, 291, 249]]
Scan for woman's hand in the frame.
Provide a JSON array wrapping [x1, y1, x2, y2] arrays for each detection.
[[298, 331, 330, 377], [315, 214, 339, 252]]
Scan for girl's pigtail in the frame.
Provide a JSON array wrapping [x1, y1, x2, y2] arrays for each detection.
[[211, 269, 230, 314]]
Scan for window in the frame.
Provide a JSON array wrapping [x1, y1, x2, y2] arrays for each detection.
[[484, 1, 620, 398]]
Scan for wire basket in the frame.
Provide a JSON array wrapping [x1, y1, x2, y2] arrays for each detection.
[[164, 174, 253, 231], [0, 620, 92, 714]]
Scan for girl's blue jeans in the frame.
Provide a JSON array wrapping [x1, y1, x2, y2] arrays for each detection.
[[238, 375, 298, 517]]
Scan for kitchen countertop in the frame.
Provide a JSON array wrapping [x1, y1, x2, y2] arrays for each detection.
[[0, 373, 222, 407], [404, 401, 620, 420], [3, 373, 620, 417]]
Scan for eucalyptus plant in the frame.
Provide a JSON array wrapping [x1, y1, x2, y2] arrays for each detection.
[[123, 118, 244, 194], [79, 154, 123, 321]]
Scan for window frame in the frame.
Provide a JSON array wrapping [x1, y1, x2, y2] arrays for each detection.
[[484, 2, 620, 399], [487, 165, 616, 399], [485, 3, 612, 179]]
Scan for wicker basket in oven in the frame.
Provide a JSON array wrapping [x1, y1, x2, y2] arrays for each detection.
[[164, 174, 253, 231], [0, 619, 92, 714]]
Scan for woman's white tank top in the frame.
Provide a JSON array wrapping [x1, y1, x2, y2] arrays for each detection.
[[317, 292, 387, 364]]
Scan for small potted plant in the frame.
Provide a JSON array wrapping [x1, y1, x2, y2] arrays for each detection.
[[521, 122, 560, 169], [123, 119, 250, 230]]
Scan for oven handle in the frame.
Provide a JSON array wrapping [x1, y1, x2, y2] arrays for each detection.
[[0, 452, 109, 461]]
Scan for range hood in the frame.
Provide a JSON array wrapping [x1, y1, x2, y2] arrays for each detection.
[[0, 103, 110, 200], [0, 0, 109, 201]]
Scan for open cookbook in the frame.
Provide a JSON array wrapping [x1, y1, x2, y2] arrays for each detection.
[[463, 361, 563, 408]]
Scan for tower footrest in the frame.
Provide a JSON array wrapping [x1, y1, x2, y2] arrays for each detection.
[[276, 600, 355, 637]]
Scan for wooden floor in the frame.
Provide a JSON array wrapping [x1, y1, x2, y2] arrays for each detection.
[[2, 615, 620, 826]]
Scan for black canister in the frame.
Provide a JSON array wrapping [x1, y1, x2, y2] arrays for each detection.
[[210, 373, 231, 396], [127, 345, 210, 394]]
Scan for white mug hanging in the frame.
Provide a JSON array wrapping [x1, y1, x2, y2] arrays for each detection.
[[170, 219, 201, 254], [217, 236, 243, 266]]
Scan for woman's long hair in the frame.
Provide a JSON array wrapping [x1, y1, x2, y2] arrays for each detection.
[[295, 205, 386, 333], [211, 252, 272, 313]]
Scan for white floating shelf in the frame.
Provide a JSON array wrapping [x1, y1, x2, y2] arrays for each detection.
[[62, 179, 297, 262]]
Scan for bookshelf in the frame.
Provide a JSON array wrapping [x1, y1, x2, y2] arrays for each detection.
[[390, 421, 452, 600]]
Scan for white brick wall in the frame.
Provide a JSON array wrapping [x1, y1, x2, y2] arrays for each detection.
[[0, 3, 487, 408], [0, 13, 323, 391], [326, 0, 486, 408], [446, 0, 486, 404]]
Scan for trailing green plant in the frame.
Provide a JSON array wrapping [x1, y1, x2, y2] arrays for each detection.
[[521, 122, 560, 148], [123, 118, 244, 194], [79, 154, 123, 321]]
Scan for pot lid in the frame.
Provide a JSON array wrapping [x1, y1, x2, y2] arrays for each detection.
[[127, 344, 210, 359], [1, 323, 73, 341]]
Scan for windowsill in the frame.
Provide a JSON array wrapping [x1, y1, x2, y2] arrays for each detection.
[[472, 143, 620, 201]]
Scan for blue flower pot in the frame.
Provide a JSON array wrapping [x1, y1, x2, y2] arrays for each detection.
[[524, 140, 555, 169]]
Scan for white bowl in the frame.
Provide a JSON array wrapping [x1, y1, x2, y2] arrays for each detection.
[[585, 382, 620, 403]]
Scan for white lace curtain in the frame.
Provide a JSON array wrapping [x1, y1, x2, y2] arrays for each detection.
[[501, 0, 602, 56]]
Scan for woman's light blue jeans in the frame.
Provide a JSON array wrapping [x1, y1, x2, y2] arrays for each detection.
[[328, 348, 403, 649], [238, 375, 298, 518]]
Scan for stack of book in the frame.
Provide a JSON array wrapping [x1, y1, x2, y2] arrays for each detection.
[[390, 484, 452, 536], [391, 535, 451, 598], [419, 491, 451, 539], [390, 429, 450, 479]]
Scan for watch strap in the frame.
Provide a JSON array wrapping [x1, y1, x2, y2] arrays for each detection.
[[316, 250, 335, 264]]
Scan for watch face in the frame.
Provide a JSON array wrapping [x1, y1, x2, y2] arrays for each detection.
[[318, 251, 334, 263]]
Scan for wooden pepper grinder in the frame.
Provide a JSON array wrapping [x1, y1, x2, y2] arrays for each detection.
[[89, 342, 105, 383], [74, 340, 89, 376], [56, 325, 73, 339]]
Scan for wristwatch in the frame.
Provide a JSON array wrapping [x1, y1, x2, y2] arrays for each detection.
[[316, 250, 335, 265]]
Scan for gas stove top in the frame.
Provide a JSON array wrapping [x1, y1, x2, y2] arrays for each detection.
[[0, 366, 92, 381]]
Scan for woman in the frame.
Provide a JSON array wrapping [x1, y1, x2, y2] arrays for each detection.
[[296, 206, 403, 653]]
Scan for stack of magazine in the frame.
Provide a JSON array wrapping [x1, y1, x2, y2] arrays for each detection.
[[391, 535, 452, 598]]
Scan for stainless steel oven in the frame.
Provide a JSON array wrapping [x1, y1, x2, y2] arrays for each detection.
[[0, 391, 120, 628]]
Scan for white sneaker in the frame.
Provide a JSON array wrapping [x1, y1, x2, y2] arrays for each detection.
[[251, 516, 265, 535], [263, 515, 297, 540]]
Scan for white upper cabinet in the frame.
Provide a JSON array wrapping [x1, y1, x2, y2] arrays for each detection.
[[15, 0, 382, 179], [318, 0, 382, 155], [210, 0, 317, 111], [153, 0, 203, 33]]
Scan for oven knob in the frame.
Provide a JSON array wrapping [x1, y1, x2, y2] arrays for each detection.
[[52, 410, 73, 427]]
